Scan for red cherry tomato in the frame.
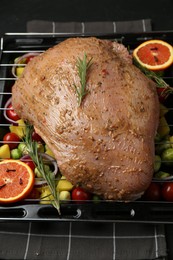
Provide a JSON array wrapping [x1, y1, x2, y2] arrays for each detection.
[[27, 187, 41, 199], [20, 155, 36, 171], [71, 187, 92, 201], [32, 130, 43, 143], [162, 182, 173, 201], [6, 103, 20, 121], [3, 132, 21, 149], [25, 55, 36, 63], [143, 182, 161, 201]]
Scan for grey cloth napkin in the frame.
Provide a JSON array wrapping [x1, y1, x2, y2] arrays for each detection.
[[0, 221, 167, 260], [27, 19, 152, 33], [0, 19, 167, 260]]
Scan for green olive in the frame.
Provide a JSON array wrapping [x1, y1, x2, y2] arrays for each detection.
[[34, 165, 50, 178], [154, 171, 170, 179], [155, 139, 171, 155], [18, 142, 28, 155], [154, 155, 161, 172], [161, 148, 173, 166], [11, 148, 22, 159]]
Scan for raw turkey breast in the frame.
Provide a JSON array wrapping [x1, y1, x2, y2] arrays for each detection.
[[12, 37, 160, 200]]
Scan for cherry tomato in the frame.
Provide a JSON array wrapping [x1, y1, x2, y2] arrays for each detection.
[[6, 103, 20, 121], [3, 132, 21, 149], [27, 187, 41, 199], [25, 55, 36, 63], [143, 182, 161, 201], [71, 187, 92, 201], [32, 130, 43, 143], [20, 155, 36, 171], [162, 182, 173, 201]]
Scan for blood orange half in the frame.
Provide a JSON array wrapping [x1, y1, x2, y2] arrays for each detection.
[[0, 159, 35, 203], [133, 39, 173, 71]]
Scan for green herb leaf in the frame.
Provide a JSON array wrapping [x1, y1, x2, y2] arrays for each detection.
[[24, 124, 61, 214], [74, 52, 93, 106], [133, 58, 173, 96]]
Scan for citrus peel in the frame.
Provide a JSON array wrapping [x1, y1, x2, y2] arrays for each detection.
[[0, 159, 35, 203], [133, 39, 173, 71]]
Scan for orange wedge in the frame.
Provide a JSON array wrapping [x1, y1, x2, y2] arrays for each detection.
[[133, 39, 173, 71], [0, 159, 35, 203]]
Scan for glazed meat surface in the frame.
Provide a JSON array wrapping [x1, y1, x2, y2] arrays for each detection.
[[12, 37, 159, 200]]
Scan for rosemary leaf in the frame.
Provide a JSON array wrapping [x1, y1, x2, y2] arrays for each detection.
[[133, 58, 173, 91], [74, 52, 93, 106], [24, 124, 61, 215]]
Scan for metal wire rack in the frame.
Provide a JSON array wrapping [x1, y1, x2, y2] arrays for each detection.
[[0, 32, 173, 222]]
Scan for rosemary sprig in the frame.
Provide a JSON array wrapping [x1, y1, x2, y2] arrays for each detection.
[[24, 124, 61, 215], [74, 52, 93, 106], [133, 58, 173, 96]]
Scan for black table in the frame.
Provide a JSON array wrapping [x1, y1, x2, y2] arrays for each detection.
[[0, 0, 173, 259]]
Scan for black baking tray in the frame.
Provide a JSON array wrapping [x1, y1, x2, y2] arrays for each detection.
[[1, 31, 173, 223]]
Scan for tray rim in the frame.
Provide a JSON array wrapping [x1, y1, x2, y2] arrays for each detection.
[[1, 30, 173, 222]]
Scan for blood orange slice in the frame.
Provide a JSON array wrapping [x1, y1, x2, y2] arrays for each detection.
[[133, 39, 173, 71], [0, 159, 35, 203]]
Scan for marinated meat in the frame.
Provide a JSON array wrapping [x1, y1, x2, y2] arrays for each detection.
[[12, 37, 160, 200]]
